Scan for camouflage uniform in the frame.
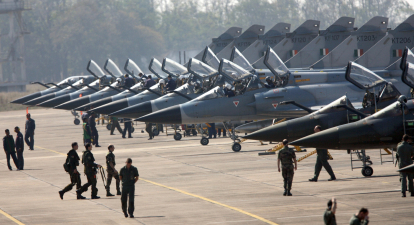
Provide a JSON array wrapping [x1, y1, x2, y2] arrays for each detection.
[[60, 149, 82, 193], [106, 151, 120, 195], [278, 146, 296, 191], [396, 141, 414, 193], [313, 148, 336, 180], [78, 150, 99, 197]]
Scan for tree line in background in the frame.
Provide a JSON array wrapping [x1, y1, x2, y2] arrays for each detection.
[[1, 0, 413, 82]]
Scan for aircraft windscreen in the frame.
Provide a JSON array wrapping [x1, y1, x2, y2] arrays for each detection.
[[88, 60, 106, 76], [188, 58, 217, 78], [246, 75, 263, 92], [407, 49, 414, 64], [203, 47, 220, 69], [317, 96, 354, 114], [232, 48, 254, 71], [348, 62, 386, 89], [105, 59, 123, 76], [373, 101, 406, 119], [149, 58, 168, 79], [130, 82, 145, 91], [196, 86, 224, 101], [220, 59, 252, 81], [404, 62, 414, 87], [168, 83, 194, 96], [265, 48, 289, 79], [163, 58, 188, 76], [126, 59, 144, 76]]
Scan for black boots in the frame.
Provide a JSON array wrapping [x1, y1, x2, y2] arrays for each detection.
[[117, 191, 122, 196], [287, 190, 292, 196], [91, 195, 100, 199], [309, 178, 317, 182], [283, 190, 287, 196], [107, 192, 115, 197], [76, 190, 86, 199], [59, 191, 64, 200], [402, 192, 406, 197]]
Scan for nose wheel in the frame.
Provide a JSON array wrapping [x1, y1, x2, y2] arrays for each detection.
[[174, 133, 182, 140], [74, 118, 80, 125], [232, 142, 241, 152], [200, 137, 209, 145], [361, 166, 373, 177]]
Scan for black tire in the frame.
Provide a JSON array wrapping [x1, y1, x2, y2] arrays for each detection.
[[361, 166, 373, 177], [74, 118, 80, 125], [152, 128, 159, 136], [200, 137, 209, 145], [106, 124, 111, 130], [232, 143, 242, 152], [174, 133, 182, 141]]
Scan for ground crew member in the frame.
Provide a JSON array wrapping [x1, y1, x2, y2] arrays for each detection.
[[264, 76, 275, 88], [324, 197, 337, 225], [277, 139, 297, 196], [106, 144, 121, 196], [138, 73, 147, 80], [88, 111, 100, 147], [217, 128, 226, 137], [145, 122, 154, 140], [194, 82, 202, 94], [362, 90, 375, 108], [224, 84, 235, 97], [396, 134, 414, 197], [119, 158, 139, 218], [3, 129, 19, 171], [309, 125, 336, 182], [82, 118, 92, 145], [14, 126, 24, 170], [25, 113, 35, 150], [207, 123, 216, 139], [59, 142, 85, 200], [122, 118, 133, 138], [349, 208, 369, 225], [124, 74, 135, 88], [77, 143, 102, 199], [145, 75, 156, 88], [165, 75, 176, 92], [110, 116, 123, 135]]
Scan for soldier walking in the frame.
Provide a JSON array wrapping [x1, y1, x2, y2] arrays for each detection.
[[25, 113, 35, 150], [76, 143, 102, 199], [309, 125, 336, 182], [106, 145, 121, 196], [145, 122, 153, 140], [89, 111, 101, 147], [119, 158, 139, 218], [82, 118, 92, 145], [59, 142, 85, 200], [396, 134, 414, 197], [14, 127, 24, 170], [277, 139, 297, 196], [110, 116, 123, 135], [122, 118, 133, 139], [3, 129, 19, 171]]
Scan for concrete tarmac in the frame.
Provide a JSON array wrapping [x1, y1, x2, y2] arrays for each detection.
[[0, 108, 413, 225]]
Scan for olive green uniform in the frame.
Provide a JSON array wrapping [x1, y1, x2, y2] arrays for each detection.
[[313, 148, 336, 180], [78, 150, 99, 197], [396, 141, 414, 193], [120, 165, 139, 216], [324, 209, 337, 225], [278, 146, 296, 191], [61, 149, 82, 193], [106, 152, 120, 194], [349, 214, 369, 225]]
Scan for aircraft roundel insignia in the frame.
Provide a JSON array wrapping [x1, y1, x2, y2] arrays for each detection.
[[272, 103, 278, 109], [233, 101, 239, 107]]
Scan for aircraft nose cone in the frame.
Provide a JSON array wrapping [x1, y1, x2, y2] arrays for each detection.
[[290, 128, 340, 149], [110, 101, 152, 118], [243, 122, 288, 142], [136, 105, 182, 124], [397, 164, 414, 174], [54, 96, 90, 110], [11, 92, 42, 104], [75, 96, 112, 111], [37, 95, 71, 108], [23, 93, 55, 106], [94, 99, 129, 115]]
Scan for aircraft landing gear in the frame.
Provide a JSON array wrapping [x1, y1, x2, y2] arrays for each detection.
[[232, 142, 241, 152], [350, 149, 373, 176], [71, 110, 80, 125], [223, 121, 242, 152], [174, 133, 182, 140], [200, 137, 209, 145], [74, 118, 80, 125], [361, 166, 374, 177]]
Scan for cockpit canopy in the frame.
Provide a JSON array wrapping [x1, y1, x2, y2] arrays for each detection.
[[149, 58, 168, 79], [219, 59, 253, 82], [231, 47, 254, 72], [202, 46, 220, 69], [264, 47, 289, 81], [346, 62, 387, 89], [162, 58, 187, 77], [195, 86, 224, 101], [188, 58, 218, 79]]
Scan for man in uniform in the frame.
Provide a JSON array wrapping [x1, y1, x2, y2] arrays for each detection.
[[264, 76, 275, 88], [14, 126, 24, 170], [165, 75, 176, 92], [145, 122, 154, 140], [362, 90, 375, 108], [106, 144, 121, 196], [145, 75, 156, 88], [119, 158, 139, 218], [138, 73, 147, 80], [122, 118, 133, 139], [124, 74, 135, 88], [3, 129, 18, 171], [59, 142, 85, 200], [396, 134, 414, 197], [277, 139, 297, 196], [25, 113, 35, 150], [309, 125, 336, 182], [82, 118, 92, 145], [110, 116, 123, 135], [224, 84, 235, 97], [324, 197, 337, 225], [77, 143, 102, 199], [88, 111, 101, 147], [349, 208, 369, 225]]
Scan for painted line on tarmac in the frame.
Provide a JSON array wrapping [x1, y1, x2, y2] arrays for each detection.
[[141, 178, 279, 225], [0, 208, 24, 225], [37, 145, 279, 225]]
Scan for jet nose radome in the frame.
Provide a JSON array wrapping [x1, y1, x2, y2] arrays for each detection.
[[54, 96, 90, 110], [75, 96, 113, 111], [23, 93, 55, 106], [93, 99, 129, 115], [136, 105, 182, 124], [290, 128, 340, 149], [37, 95, 71, 108], [11, 92, 42, 104], [110, 101, 152, 118], [243, 123, 288, 142]]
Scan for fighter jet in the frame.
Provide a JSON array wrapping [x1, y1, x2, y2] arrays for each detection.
[[53, 59, 126, 110]]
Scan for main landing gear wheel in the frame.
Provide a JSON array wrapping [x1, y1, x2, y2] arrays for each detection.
[[200, 137, 209, 145], [174, 133, 182, 141], [106, 124, 111, 130], [152, 128, 159, 136], [361, 166, 373, 177], [74, 118, 80, 125], [232, 143, 241, 152]]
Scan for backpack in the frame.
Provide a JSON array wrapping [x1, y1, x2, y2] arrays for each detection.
[[63, 156, 70, 172]]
